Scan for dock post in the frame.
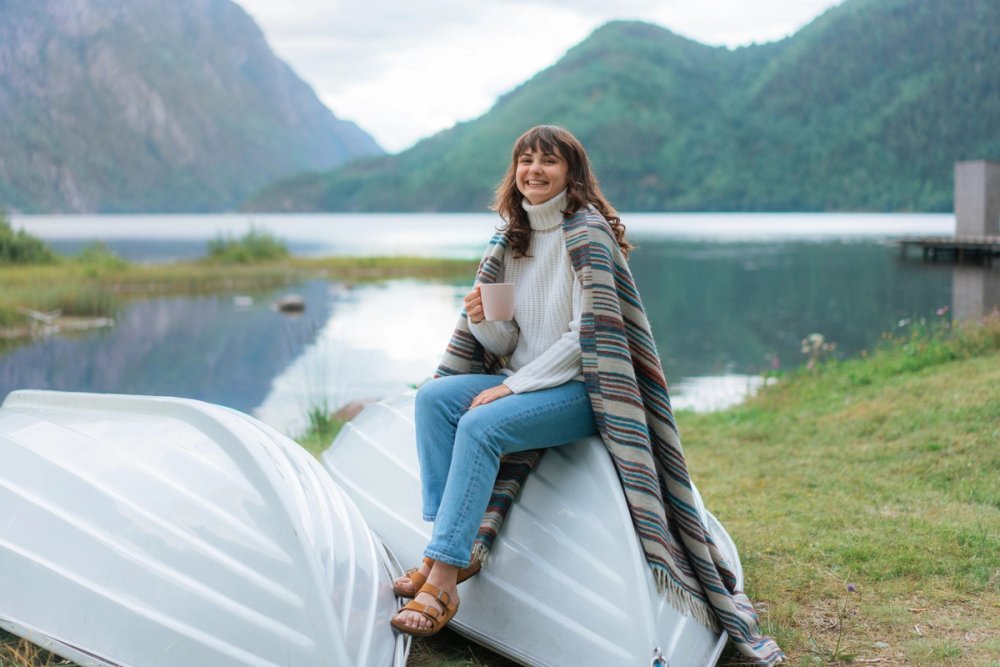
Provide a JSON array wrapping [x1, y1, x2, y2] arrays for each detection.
[[955, 161, 1000, 236]]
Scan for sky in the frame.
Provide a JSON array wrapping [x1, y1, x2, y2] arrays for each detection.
[[237, 0, 844, 153]]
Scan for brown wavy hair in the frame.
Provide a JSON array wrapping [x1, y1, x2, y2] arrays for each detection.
[[491, 125, 633, 259]]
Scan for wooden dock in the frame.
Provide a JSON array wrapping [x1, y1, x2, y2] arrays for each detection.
[[897, 235, 1000, 266]]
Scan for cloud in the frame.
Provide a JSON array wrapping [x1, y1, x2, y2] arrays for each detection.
[[237, 0, 843, 151]]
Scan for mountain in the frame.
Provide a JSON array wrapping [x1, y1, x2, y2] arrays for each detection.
[[246, 0, 1000, 213], [0, 0, 382, 213]]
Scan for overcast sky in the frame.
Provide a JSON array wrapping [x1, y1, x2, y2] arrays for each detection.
[[237, 0, 844, 153]]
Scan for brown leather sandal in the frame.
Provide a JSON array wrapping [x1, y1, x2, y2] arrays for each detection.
[[389, 582, 460, 637], [392, 557, 481, 598], [392, 557, 433, 597]]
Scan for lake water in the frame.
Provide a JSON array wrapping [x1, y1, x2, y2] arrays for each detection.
[[5, 212, 996, 436]]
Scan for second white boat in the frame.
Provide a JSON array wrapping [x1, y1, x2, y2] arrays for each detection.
[[323, 392, 740, 667]]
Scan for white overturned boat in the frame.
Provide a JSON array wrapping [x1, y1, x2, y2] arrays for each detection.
[[0, 389, 738, 667], [324, 392, 740, 667], [0, 390, 405, 667]]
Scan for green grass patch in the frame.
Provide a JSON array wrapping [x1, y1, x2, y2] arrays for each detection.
[[206, 228, 289, 264], [295, 403, 347, 458], [691, 315, 1000, 665]]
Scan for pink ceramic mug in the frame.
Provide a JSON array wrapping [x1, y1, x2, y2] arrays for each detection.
[[479, 283, 515, 321]]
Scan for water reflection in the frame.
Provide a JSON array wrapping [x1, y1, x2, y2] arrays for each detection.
[[670, 375, 771, 412], [630, 241, 954, 378], [254, 281, 464, 434], [0, 282, 334, 415], [3, 239, 989, 436]]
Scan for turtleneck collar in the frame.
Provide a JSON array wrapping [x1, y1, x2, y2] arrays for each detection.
[[521, 189, 567, 231]]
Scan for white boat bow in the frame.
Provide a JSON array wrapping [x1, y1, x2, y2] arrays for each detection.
[[323, 391, 741, 667], [0, 390, 406, 667]]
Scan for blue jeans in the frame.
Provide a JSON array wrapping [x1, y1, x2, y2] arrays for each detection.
[[415, 374, 598, 567]]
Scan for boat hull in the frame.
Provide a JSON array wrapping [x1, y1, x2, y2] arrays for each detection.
[[0, 390, 405, 667], [323, 392, 738, 666]]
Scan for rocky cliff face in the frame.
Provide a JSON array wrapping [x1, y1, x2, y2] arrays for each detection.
[[0, 0, 382, 212]]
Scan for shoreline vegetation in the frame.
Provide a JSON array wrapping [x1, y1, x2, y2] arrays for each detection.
[[3, 221, 999, 665], [0, 219, 476, 347]]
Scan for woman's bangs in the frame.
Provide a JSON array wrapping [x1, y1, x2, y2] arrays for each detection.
[[514, 128, 562, 158]]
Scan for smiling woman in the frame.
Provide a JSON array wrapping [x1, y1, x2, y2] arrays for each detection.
[[386, 124, 784, 664]]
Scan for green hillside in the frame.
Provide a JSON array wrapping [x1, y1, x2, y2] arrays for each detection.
[[246, 0, 1000, 213], [0, 0, 382, 213]]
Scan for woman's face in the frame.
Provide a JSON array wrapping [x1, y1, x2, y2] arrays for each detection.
[[515, 146, 569, 205]]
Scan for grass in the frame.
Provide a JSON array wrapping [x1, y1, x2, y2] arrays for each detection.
[[406, 629, 520, 667], [296, 403, 347, 458], [696, 315, 1000, 666], [2, 315, 998, 667], [0, 630, 66, 667]]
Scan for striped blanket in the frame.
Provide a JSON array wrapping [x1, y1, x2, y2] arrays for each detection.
[[435, 208, 784, 666]]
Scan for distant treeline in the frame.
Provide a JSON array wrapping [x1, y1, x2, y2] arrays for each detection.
[[246, 0, 1000, 213]]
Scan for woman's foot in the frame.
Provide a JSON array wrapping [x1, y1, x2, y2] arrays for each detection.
[[393, 556, 481, 598], [391, 563, 460, 634], [392, 557, 432, 597]]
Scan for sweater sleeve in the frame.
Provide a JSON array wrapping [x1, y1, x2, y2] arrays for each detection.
[[502, 276, 583, 394], [468, 318, 519, 357]]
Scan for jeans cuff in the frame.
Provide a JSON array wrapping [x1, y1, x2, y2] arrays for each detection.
[[423, 548, 470, 569]]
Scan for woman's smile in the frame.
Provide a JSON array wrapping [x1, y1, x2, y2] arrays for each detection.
[[516, 148, 568, 205]]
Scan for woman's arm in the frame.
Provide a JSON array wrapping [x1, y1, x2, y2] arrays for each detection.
[[501, 277, 583, 394]]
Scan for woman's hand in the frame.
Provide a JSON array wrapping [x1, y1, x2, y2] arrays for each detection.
[[464, 286, 485, 324], [469, 383, 513, 409]]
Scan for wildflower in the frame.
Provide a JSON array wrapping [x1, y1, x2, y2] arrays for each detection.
[[801, 333, 825, 354], [936, 305, 949, 316], [833, 582, 858, 659], [801, 333, 836, 371]]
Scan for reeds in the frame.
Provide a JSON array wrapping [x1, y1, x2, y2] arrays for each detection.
[[0, 255, 476, 333]]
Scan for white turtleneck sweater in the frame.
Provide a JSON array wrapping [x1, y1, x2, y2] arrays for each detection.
[[468, 190, 584, 393]]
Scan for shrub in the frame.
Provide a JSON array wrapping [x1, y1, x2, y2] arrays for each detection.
[[206, 227, 289, 264], [0, 214, 56, 265], [76, 242, 128, 271]]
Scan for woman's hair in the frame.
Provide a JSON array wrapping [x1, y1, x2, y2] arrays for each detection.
[[491, 125, 633, 258]]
